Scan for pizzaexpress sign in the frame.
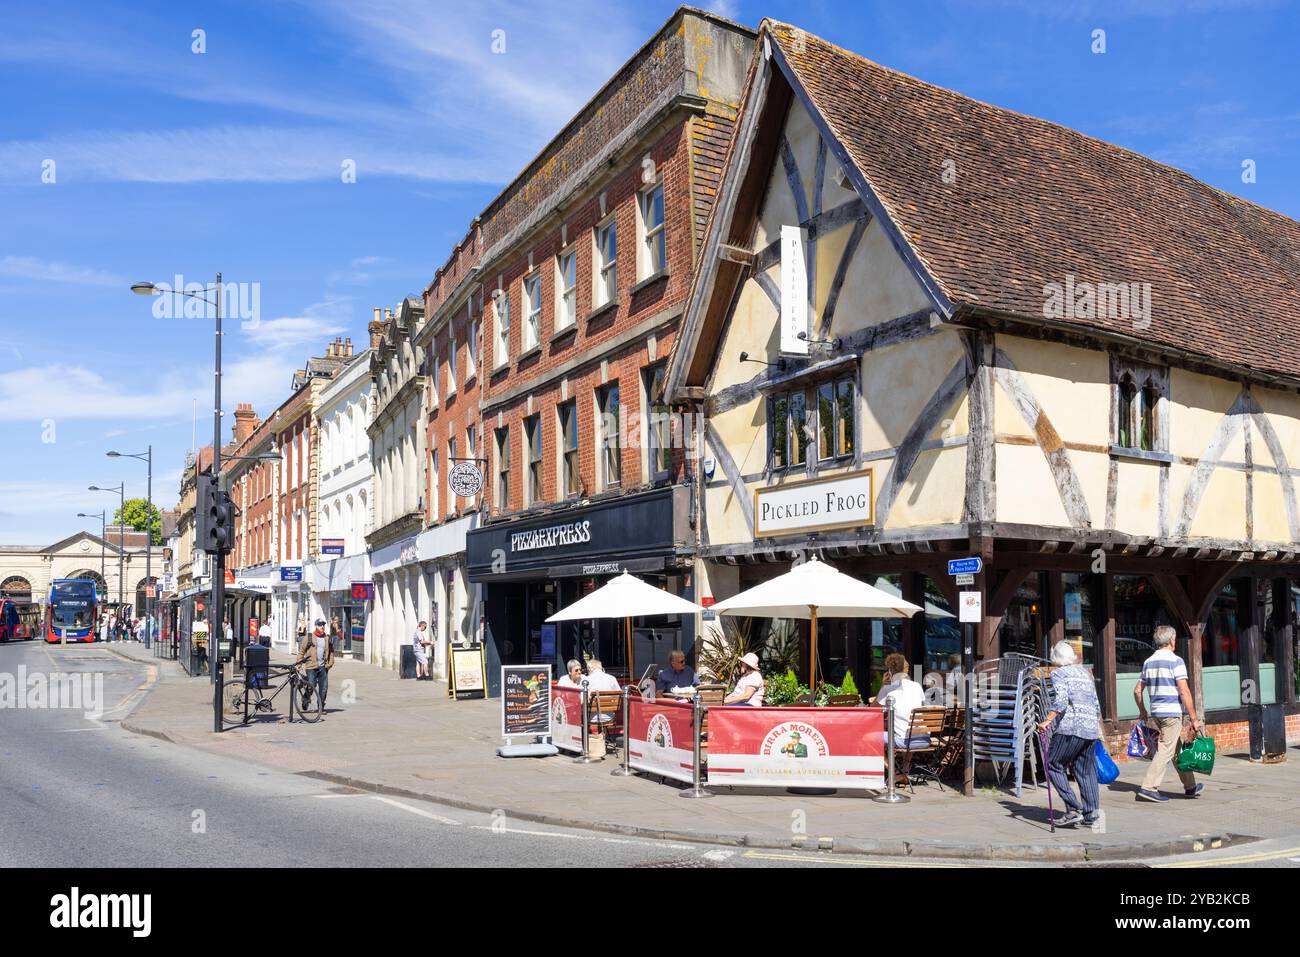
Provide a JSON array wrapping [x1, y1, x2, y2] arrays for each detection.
[[510, 520, 592, 553]]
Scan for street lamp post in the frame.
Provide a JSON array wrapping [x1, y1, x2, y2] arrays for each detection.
[[109, 447, 154, 643], [88, 483, 125, 610], [76, 510, 107, 605], [133, 273, 226, 731]]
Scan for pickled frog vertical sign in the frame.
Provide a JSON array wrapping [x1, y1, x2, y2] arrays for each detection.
[[780, 224, 809, 356]]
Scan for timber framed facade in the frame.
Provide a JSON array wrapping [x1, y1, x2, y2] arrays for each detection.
[[670, 20, 1300, 754]]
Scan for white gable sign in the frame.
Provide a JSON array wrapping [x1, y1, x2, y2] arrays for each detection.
[[779, 224, 809, 356]]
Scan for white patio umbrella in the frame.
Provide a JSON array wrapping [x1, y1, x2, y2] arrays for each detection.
[[711, 556, 924, 691], [546, 572, 705, 679]]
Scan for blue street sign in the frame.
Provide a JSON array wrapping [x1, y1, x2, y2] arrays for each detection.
[[279, 566, 303, 583], [947, 557, 983, 576]]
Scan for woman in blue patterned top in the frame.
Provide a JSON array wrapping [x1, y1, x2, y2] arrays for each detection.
[[1036, 640, 1104, 828]]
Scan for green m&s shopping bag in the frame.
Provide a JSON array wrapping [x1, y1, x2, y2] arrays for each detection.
[[1176, 735, 1216, 775]]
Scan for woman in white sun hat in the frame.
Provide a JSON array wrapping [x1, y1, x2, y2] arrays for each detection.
[[725, 652, 766, 706]]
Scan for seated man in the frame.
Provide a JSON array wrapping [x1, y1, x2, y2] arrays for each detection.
[[872, 653, 931, 778], [557, 659, 584, 688], [583, 658, 621, 693], [656, 650, 699, 694]]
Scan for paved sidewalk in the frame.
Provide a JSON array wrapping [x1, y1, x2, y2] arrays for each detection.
[[110, 642, 1300, 861]]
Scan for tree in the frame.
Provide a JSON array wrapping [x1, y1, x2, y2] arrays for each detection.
[[115, 498, 163, 545]]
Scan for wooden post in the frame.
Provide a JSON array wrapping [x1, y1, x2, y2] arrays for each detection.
[[1102, 572, 1117, 722], [626, 615, 633, 683]]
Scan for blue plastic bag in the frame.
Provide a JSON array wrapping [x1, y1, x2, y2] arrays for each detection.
[[1126, 724, 1155, 759], [1094, 740, 1120, 784]]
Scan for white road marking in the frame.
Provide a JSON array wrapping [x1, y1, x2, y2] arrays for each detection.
[[313, 791, 460, 824], [366, 796, 461, 825], [702, 849, 734, 861], [469, 822, 693, 851]]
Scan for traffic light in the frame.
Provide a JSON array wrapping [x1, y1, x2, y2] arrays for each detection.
[[196, 475, 235, 554]]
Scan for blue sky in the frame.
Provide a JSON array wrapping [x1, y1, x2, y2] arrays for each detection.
[[1, 0, 1297, 545]]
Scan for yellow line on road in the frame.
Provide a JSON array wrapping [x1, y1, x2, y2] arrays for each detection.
[[742, 850, 980, 867], [1153, 844, 1300, 867]]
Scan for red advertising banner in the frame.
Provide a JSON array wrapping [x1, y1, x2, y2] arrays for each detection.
[[706, 706, 886, 790], [627, 696, 695, 784], [550, 683, 585, 754]]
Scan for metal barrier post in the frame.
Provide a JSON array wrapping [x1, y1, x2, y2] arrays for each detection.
[[873, 702, 910, 804], [611, 686, 633, 777], [679, 693, 713, 799], [573, 682, 593, 764]]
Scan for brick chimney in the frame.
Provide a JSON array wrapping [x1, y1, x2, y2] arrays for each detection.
[[369, 307, 386, 350], [342, 337, 353, 357], [233, 403, 260, 443]]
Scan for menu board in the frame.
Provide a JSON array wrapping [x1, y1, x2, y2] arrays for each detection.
[[501, 665, 552, 738], [451, 647, 486, 700]]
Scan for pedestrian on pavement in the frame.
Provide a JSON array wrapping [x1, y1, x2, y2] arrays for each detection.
[[1134, 625, 1205, 802], [133, 617, 145, 643], [99, 612, 110, 644], [558, 659, 584, 688], [656, 649, 699, 694], [412, 621, 431, 679], [258, 618, 273, 646], [1036, 640, 1104, 828], [296, 619, 335, 712]]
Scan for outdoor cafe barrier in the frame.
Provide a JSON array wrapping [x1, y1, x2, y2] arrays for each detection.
[[622, 693, 696, 785], [546, 684, 902, 800], [551, 683, 585, 755], [705, 705, 886, 791]]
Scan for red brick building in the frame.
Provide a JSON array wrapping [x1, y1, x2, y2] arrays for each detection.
[[422, 8, 755, 694]]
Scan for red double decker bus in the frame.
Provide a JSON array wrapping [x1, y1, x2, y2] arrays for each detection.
[[0, 597, 39, 641], [45, 579, 98, 643]]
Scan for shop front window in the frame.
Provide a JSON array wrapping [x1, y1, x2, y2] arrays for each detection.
[[1061, 572, 1100, 669], [999, 573, 1045, 659], [922, 577, 961, 675], [865, 575, 905, 698], [1113, 574, 1179, 719], [1204, 580, 1244, 712]]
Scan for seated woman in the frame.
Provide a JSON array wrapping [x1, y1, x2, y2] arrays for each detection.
[[724, 653, 765, 706], [871, 653, 931, 776]]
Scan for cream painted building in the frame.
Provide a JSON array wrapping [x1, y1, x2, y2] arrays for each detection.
[[366, 299, 431, 673], [670, 21, 1300, 752]]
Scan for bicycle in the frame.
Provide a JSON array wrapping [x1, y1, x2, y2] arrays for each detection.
[[221, 658, 323, 726]]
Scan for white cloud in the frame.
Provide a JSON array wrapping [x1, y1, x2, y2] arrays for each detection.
[[0, 126, 513, 185], [0, 256, 126, 287]]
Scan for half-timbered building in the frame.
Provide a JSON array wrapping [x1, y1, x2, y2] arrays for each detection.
[[670, 20, 1300, 753]]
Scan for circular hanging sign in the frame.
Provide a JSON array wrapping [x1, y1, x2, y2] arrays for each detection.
[[448, 461, 484, 497]]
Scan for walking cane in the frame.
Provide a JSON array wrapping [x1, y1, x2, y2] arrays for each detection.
[[1038, 728, 1054, 833]]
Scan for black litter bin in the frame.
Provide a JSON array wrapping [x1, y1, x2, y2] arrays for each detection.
[[400, 645, 417, 679], [1249, 702, 1287, 761], [245, 645, 270, 689]]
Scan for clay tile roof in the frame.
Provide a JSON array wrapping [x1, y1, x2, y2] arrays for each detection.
[[767, 21, 1300, 379]]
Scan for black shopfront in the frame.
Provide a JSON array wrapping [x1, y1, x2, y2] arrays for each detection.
[[467, 486, 695, 697]]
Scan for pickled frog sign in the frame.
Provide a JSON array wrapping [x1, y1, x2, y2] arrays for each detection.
[[627, 697, 694, 784], [706, 706, 886, 789], [754, 470, 874, 538]]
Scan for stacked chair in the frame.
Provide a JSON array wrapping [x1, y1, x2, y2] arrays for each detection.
[[969, 653, 1051, 796]]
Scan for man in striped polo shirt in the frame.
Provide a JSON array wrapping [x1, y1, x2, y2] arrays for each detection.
[[1134, 625, 1206, 802]]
